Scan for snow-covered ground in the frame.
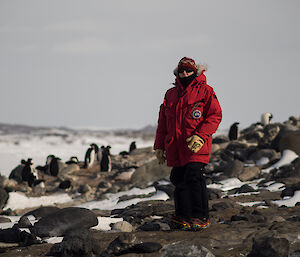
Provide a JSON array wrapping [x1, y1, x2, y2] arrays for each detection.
[[0, 129, 154, 177], [0, 186, 169, 243]]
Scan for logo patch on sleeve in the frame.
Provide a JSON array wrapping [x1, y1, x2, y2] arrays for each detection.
[[192, 110, 202, 119]]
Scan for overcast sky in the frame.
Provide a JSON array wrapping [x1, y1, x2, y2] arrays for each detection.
[[0, 0, 299, 130]]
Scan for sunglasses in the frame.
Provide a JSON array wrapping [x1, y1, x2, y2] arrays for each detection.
[[178, 69, 194, 74]]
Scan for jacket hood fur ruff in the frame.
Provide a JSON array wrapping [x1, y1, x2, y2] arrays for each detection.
[[173, 63, 208, 77]]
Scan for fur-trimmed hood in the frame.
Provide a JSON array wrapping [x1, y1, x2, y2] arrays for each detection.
[[173, 64, 208, 77]]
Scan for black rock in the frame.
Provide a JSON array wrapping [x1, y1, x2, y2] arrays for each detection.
[[247, 236, 289, 257], [212, 135, 229, 144], [233, 184, 256, 194], [211, 202, 235, 211], [130, 242, 162, 253], [59, 180, 72, 189], [0, 225, 21, 243], [48, 228, 101, 257], [0, 187, 8, 209], [18, 216, 32, 228], [224, 160, 244, 177], [281, 188, 294, 198], [153, 183, 175, 199], [19, 230, 41, 246], [138, 222, 161, 231], [102, 234, 136, 256], [22, 206, 60, 219], [231, 215, 248, 222], [30, 207, 98, 237]]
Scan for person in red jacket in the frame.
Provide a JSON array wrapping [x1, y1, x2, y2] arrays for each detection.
[[154, 57, 222, 230]]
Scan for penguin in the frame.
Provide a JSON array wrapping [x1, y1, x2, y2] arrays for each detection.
[[228, 122, 240, 141], [65, 156, 79, 165], [21, 158, 41, 187], [261, 113, 273, 126], [97, 145, 105, 163], [90, 143, 99, 160], [35, 155, 55, 173], [45, 155, 61, 176], [84, 144, 96, 169], [129, 141, 137, 153], [9, 159, 26, 183], [100, 145, 112, 172]]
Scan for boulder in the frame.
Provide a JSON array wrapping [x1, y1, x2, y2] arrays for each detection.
[[249, 149, 280, 162], [48, 228, 101, 257], [259, 123, 281, 148], [30, 207, 98, 237], [18, 216, 32, 228], [114, 169, 135, 182], [212, 135, 229, 144], [102, 233, 137, 256], [278, 130, 300, 155], [247, 236, 289, 257], [0, 225, 40, 246], [160, 242, 215, 257], [131, 159, 171, 188], [233, 184, 256, 194], [224, 160, 244, 177], [8, 164, 24, 183], [0, 187, 8, 209], [271, 124, 299, 151], [238, 166, 261, 181], [22, 206, 60, 219], [111, 221, 133, 232], [0, 217, 11, 223], [58, 163, 80, 179]]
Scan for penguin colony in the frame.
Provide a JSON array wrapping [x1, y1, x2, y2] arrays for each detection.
[[8, 141, 139, 187]]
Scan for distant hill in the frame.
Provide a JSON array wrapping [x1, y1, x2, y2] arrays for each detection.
[[0, 122, 156, 138]]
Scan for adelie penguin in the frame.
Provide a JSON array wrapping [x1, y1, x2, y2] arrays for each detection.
[[46, 155, 62, 176], [65, 156, 79, 165], [9, 159, 26, 183], [129, 141, 137, 153], [261, 112, 273, 126], [91, 143, 100, 160], [84, 144, 97, 169], [97, 145, 105, 162], [21, 158, 44, 187], [119, 141, 137, 156], [100, 145, 112, 172], [228, 122, 240, 141]]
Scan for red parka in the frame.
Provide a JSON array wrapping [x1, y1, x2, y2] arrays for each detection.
[[154, 69, 222, 167]]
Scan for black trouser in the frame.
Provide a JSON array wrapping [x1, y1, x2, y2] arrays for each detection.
[[170, 162, 209, 219]]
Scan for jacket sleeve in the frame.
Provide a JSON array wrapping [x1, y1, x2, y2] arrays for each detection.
[[195, 88, 222, 141], [154, 102, 167, 150]]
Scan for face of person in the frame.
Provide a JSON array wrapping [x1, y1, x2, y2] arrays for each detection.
[[178, 69, 195, 78]]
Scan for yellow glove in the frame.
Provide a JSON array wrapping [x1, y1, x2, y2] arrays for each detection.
[[186, 135, 204, 153], [155, 149, 165, 164]]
